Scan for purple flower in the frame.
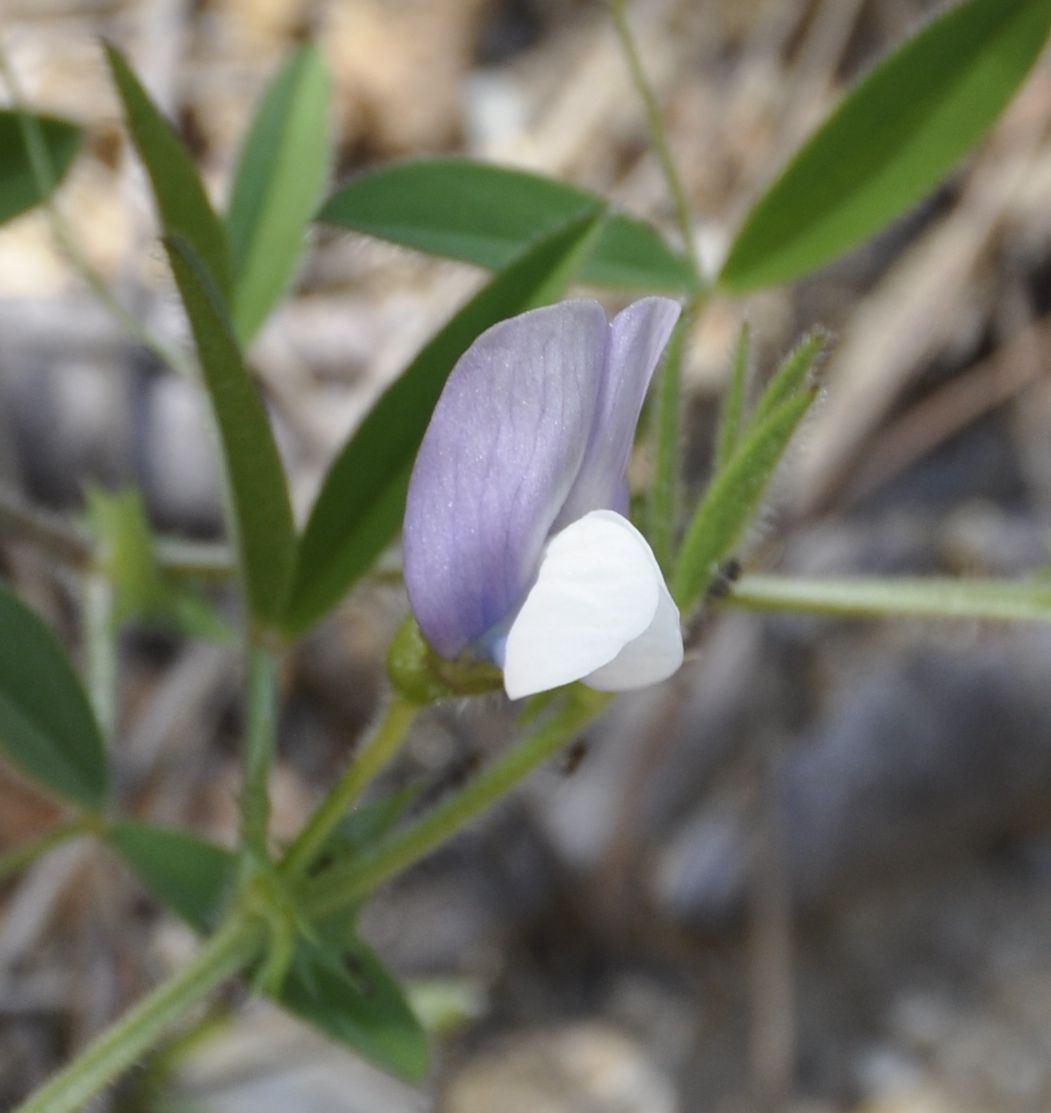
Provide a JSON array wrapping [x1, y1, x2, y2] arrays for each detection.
[[404, 298, 684, 699]]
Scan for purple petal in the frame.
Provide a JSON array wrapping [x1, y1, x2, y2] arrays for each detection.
[[556, 297, 681, 528], [404, 301, 610, 658]]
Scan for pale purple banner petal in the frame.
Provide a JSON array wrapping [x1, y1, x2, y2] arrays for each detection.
[[404, 301, 609, 657], [556, 297, 681, 527]]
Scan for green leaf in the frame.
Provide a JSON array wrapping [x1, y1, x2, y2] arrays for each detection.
[[672, 390, 817, 611], [226, 43, 329, 346], [85, 487, 234, 642], [713, 323, 752, 474], [164, 237, 296, 625], [675, 329, 828, 611], [750, 327, 828, 429], [277, 936, 429, 1081], [108, 822, 234, 932], [110, 820, 428, 1079], [104, 43, 232, 299], [280, 209, 607, 636], [317, 157, 696, 293], [729, 573, 1051, 623], [718, 0, 1051, 291], [0, 109, 80, 225], [86, 486, 159, 623], [0, 585, 107, 809]]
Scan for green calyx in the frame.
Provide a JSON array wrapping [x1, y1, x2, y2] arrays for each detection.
[[387, 616, 504, 705]]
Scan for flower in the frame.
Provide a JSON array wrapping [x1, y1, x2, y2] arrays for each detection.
[[403, 297, 684, 699]]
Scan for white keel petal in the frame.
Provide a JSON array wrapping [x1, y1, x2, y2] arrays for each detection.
[[584, 580, 683, 691], [502, 510, 682, 699]]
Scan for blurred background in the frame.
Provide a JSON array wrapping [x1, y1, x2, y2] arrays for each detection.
[[3, 0, 1051, 1110]]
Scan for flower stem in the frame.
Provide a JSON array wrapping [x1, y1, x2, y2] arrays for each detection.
[[728, 573, 1051, 623], [0, 817, 94, 884], [239, 643, 279, 874], [609, 0, 702, 280], [280, 697, 419, 878], [12, 917, 262, 1113], [304, 689, 612, 920]]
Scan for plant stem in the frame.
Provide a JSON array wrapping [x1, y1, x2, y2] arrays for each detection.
[[0, 817, 94, 884], [0, 483, 92, 567], [84, 570, 117, 740], [0, 481, 235, 579], [280, 697, 419, 878], [609, 0, 702, 280], [610, 0, 709, 569], [304, 689, 612, 920], [728, 573, 1051, 623], [153, 536, 235, 581], [0, 44, 195, 380], [12, 917, 262, 1113], [239, 644, 279, 873], [11, 693, 608, 1108], [648, 311, 688, 570], [114, 999, 234, 1113]]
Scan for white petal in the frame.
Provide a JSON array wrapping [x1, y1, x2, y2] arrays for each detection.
[[502, 510, 681, 699], [583, 580, 683, 691]]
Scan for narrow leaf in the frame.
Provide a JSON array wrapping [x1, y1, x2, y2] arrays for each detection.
[[109, 822, 234, 933], [672, 390, 816, 610], [719, 0, 1051, 291], [104, 43, 232, 298], [86, 486, 233, 641], [729, 573, 1051, 623], [750, 328, 828, 428], [278, 937, 429, 1081], [165, 236, 296, 624], [0, 109, 80, 225], [318, 157, 696, 293], [226, 44, 329, 345], [86, 486, 159, 623], [280, 209, 606, 636], [713, 322, 753, 475], [0, 585, 107, 809]]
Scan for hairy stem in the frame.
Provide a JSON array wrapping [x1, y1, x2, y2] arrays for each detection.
[[609, 0, 702, 279], [728, 573, 1051, 623], [12, 692, 610, 1108], [281, 697, 419, 878], [610, 0, 708, 570], [305, 690, 611, 920], [12, 918, 261, 1113], [239, 644, 279, 873]]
